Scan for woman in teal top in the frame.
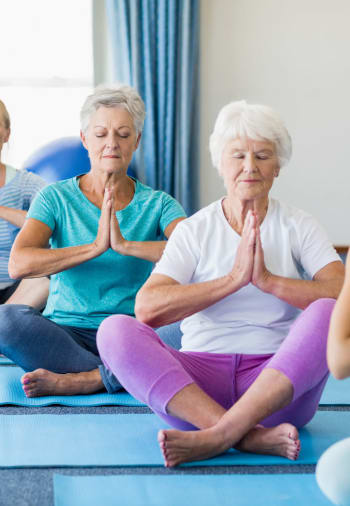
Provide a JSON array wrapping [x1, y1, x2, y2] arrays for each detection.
[[1, 85, 186, 397]]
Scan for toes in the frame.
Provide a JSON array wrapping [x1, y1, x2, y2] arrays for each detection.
[[158, 430, 167, 444], [21, 374, 32, 385]]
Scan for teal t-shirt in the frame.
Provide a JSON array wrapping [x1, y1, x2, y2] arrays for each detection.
[[27, 177, 186, 328]]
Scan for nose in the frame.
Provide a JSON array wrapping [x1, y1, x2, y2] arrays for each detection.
[[106, 133, 119, 150], [243, 153, 257, 173]]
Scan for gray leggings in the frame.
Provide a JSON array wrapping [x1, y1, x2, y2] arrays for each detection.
[[0, 305, 182, 393]]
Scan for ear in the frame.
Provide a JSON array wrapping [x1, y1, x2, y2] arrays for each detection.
[[4, 127, 10, 143], [80, 130, 88, 151], [134, 132, 142, 150], [274, 167, 280, 177]]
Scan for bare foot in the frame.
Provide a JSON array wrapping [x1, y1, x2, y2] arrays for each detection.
[[20, 368, 104, 397], [235, 423, 300, 460], [158, 422, 300, 467], [158, 426, 229, 467]]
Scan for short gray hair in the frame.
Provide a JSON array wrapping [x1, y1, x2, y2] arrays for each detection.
[[80, 84, 146, 135], [209, 100, 292, 171]]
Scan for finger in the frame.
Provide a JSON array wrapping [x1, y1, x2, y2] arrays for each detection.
[[242, 211, 254, 239]]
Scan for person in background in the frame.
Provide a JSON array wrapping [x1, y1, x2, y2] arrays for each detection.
[[97, 100, 343, 467], [316, 251, 350, 505], [0, 99, 49, 308], [0, 85, 185, 398]]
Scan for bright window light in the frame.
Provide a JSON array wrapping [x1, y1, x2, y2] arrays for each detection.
[[0, 0, 93, 169]]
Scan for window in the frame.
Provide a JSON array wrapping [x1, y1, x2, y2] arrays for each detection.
[[0, 0, 93, 168]]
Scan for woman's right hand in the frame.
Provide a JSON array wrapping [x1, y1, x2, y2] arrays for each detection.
[[228, 210, 256, 290], [93, 188, 112, 255]]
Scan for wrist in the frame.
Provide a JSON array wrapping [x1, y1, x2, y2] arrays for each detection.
[[257, 270, 275, 293], [112, 238, 128, 256], [225, 271, 247, 293], [91, 240, 106, 258]]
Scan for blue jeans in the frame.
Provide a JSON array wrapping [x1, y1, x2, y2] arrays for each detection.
[[0, 305, 182, 393]]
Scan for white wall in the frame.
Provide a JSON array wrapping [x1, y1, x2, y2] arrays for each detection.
[[93, 0, 114, 85], [199, 0, 350, 244]]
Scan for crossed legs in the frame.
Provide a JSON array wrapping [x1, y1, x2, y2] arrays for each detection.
[[97, 298, 335, 466]]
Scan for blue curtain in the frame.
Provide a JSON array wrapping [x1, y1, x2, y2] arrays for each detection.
[[106, 0, 199, 215]]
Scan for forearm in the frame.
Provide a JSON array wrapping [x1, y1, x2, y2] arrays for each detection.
[[136, 274, 241, 327], [327, 289, 350, 379], [261, 274, 341, 309], [120, 240, 166, 262], [0, 207, 27, 228], [9, 242, 101, 279]]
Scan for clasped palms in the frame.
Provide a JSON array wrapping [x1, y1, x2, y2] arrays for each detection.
[[231, 210, 271, 291], [94, 187, 127, 255]]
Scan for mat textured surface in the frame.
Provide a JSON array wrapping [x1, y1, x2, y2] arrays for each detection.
[[0, 411, 348, 468], [53, 473, 332, 505], [320, 375, 350, 405]]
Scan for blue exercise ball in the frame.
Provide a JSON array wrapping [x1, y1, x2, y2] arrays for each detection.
[[23, 137, 91, 183], [23, 136, 137, 182]]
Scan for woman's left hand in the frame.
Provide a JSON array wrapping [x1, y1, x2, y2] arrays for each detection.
[[108, 188, 127, 255], [251, 223, 272, 291]]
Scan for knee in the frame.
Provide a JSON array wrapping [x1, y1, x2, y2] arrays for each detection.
[[316, 438, 350, 504], [0, 304, 28, 348], [97, 315, 156, 362], [306, 297, 336, 318]]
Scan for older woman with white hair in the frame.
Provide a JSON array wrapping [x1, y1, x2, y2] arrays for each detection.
[[96, 100, 344, 466], [0, 84, 186, 397]]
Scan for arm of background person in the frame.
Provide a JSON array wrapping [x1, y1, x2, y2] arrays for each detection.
[[327, 252, 350, 379], [0, 206, 27, 228]]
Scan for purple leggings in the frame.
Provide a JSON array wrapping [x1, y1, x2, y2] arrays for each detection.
[[97, 298, 335, 430]]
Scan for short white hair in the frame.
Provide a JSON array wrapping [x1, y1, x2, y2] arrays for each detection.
[[80, 84, 146, 135], [209, 100, 292, 171]]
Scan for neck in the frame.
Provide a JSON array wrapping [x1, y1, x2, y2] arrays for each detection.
[[222, 195, 269, 234], [79, 169, 134, 210]]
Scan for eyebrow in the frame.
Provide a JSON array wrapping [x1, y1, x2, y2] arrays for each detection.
[[93, 124, 132, 129]]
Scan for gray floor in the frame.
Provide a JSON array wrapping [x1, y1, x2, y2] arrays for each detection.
[[0, 399, 346, 505]]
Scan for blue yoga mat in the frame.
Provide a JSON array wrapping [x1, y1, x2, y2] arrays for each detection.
[[0, 367, 143, 407], [0, 356, 13, 365], [320, 375, 350, 405], [0, 411, 348, 468], [53, 474, 332, 506]]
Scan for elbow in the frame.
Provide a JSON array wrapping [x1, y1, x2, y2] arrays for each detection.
[[8, 259, 22, 280], [329, 362, 350, 380], [328, 353, 350, 380], [135, 291, 159, 327], [8, 254, 30, 280]]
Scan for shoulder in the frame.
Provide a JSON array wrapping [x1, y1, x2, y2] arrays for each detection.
[[268, 198, 319, 229], [171, 200, 222, 237], [33, 177, 78, 210], [18, 169, 47, 189], [132, 179, 186, 217], [133, 179, 174, 204], [39, 177, 76, 197]]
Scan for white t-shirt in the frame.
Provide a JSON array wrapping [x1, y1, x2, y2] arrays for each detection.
[[153, 198, 340, 355]]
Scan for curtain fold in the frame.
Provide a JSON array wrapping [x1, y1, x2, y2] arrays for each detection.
[[105, 0, 199, 215]]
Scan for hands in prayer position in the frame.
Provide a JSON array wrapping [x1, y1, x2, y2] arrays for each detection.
[[231, 210, 270, 292]]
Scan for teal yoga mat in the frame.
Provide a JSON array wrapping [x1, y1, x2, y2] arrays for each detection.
[[320, 375, 350, 405], [0, 356, 13, 365], [0, 411, 348, 468], [0, 367, 144, 407], [53, 474, 332, 506]]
